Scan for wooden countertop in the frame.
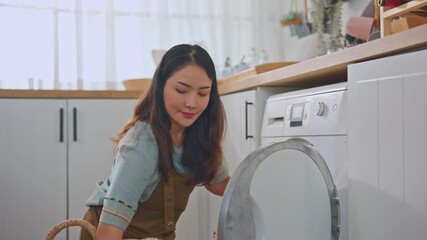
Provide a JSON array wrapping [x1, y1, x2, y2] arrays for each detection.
[[218, 24, 427, 95], [0, 89, 142, 99], [1, 24, 427, 99]]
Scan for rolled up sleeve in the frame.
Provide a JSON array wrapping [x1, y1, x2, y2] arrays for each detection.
[[210, 159, 229, 185]]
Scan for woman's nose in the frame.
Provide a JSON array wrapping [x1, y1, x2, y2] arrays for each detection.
[[185, 94, 197, 108]]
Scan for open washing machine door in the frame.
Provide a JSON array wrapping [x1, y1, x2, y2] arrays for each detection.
[[218, 139, 340, 240]]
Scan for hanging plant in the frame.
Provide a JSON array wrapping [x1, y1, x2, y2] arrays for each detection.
[[312, 0, 327, 55], [328, 0, 344, 52], [311, 0, 344, 55]]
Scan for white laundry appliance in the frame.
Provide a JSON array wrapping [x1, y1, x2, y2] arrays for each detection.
[[218, 82, 348, 240]]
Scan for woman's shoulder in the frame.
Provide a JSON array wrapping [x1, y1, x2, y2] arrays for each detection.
[[120, 121, 156, 147], [134, 121, 155, 137], [117, 121, 159, 166]]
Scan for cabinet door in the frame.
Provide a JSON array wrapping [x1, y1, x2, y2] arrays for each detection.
[[403, 72, 427, 239], [203, 90, 257, 240], [222, 90, 257, 172], [348, 49, 427, 240], [67, 99, 135, 240], [175, 187, 202, 240], [0, 99, 67, 240]]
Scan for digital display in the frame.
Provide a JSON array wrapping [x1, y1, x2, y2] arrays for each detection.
[[291, 105, 303, 120], [290, 103, 304, 127]]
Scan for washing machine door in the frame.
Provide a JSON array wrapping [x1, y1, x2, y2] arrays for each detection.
[[218, 138, 340, 240]]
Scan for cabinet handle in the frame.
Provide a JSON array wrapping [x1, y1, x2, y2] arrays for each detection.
[[59, 108, 64, 142], [73, 107, 77, 142], [245, 101, 254, 140]]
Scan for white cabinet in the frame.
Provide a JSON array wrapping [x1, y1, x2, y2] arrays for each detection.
[[0, 98, 135, 240], [175, 187, 203, 240], [348, 49, 427, 240], [0, 99, 68, 240], [202, 87, 290, 240], [67, 99, 135, 239]]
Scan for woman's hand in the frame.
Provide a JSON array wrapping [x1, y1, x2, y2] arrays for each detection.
[[205, 176, 230, 196], [96, 222, 124, 240]]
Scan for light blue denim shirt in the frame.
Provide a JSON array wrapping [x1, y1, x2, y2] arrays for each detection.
[[85, 121, 228, 230]]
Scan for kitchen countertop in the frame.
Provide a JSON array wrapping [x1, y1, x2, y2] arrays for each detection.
[[1, 24, 427, 99], [218, 24, 427, 95], [0, 89, 141, 99]]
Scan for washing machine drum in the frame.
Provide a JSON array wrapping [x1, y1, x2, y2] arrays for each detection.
[[218, 139, 341, 240]]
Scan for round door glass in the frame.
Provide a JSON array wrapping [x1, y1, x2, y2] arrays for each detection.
[[250, 148, 331, 240], [218, 140, 339, 240]]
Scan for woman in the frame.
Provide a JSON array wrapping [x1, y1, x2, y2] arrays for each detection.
[[81, 44, 230, 240]]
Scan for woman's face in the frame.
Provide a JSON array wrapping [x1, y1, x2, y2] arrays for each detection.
[[163, 64, 212, 132]]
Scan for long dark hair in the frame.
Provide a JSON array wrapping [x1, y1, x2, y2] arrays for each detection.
[[114, 44, 226, 184]]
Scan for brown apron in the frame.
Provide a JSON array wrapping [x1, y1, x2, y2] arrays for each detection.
[[80, 171, 195, 240]]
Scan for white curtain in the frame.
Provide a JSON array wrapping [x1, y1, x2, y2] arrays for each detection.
[[0, 0, 287, 90]]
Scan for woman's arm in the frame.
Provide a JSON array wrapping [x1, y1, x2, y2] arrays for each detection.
[[96, 222, 124, 240], [205, 176, 230, 196]]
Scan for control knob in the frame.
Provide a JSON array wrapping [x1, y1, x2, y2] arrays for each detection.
[[314, 102, 326, 116]]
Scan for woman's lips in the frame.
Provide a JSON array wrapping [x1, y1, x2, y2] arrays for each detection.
[[182, 112, 195, 119]]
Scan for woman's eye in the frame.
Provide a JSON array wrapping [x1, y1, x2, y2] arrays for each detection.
[[199, 92, 209, 97], [176, 89, 186, 94]]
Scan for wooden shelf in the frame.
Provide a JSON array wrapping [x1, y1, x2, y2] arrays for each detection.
[[381, 0, 427, 37], [383, 0, 427, 18]]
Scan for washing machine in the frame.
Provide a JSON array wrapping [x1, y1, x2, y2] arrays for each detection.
[[218, 82, 348, 240]]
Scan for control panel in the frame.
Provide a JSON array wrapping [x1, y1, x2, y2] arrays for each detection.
[[262, 82, 348, 137]]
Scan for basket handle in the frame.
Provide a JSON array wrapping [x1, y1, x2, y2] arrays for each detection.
[[45, 219, 97, 240]]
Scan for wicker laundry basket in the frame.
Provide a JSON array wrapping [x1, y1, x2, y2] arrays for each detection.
[[45, 219, 160, 240], [45, 219, 96, 240]]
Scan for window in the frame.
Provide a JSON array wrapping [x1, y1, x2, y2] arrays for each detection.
[[0, 0, 282, 90]]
